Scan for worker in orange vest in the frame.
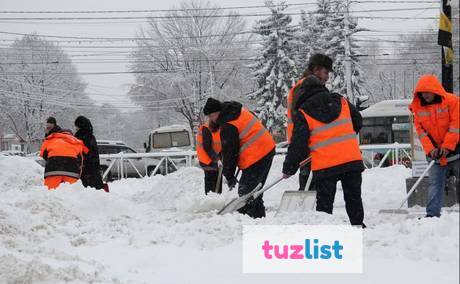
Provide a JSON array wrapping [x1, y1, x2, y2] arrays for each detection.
[[409, 74, 459, 217], [204, 98, 276, 218], [286, 54, 334, 191], [197, 104, 222, 194], [40, 127, 88, 190], [282, 54, 365, 227]]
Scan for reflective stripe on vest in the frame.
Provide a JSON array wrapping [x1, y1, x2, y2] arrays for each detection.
[[419, 132, 428, 139], [301, 97, 362, 171], [437, 107, 448, 113], [310, 133, 357, 151], [310, 118, 352, 136], [44, 171, 80, 178], [448, 127, 460, 134], [227, 108, 276, 169], [417, 111, 431, 117], [240, 128, 267, 153]]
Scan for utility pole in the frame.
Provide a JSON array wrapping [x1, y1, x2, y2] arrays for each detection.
[[438, 0, 453, 92], [344, 0, 353, 105]]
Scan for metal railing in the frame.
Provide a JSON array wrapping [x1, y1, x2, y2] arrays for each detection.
[[275, 142, 411, 169], [99, 151, 196, 180], [99, 143, 412, 181]]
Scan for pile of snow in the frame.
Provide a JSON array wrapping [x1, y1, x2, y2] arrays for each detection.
[[0, 155, 458, 283]]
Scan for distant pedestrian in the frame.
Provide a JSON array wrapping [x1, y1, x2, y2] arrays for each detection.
[[40, 129, 88, 190], [74, 116, 107, 191], [45, 116, 62, 137]]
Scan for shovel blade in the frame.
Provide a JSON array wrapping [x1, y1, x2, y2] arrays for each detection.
[[217, 183, 263, 215], [277, 190, 317, 215]]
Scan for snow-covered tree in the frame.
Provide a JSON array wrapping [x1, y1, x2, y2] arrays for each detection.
[[296, 10, 316, 73], [251, 0, 298, 136], [129, 0, 250, 138], [298, 0, 367, 104], [0, 35, 91, 152]]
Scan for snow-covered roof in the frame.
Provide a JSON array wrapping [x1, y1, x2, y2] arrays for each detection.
[[360, 99, 411, 118], [150, 125, 189, 134], [2, 134, 18, 139], [97, 140, 126, 146]]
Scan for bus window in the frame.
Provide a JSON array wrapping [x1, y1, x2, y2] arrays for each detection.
[[360, 125, 392, 144]]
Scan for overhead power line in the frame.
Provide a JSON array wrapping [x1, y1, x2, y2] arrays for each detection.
[[0, 1, 438, 14], [0, 7, 443, 21]]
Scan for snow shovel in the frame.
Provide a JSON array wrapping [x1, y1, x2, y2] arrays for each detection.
[[379, 159, 436, 215], [217, 157, 311, 215], [277, 169, 316, 215], [217, 177, 283, 215]]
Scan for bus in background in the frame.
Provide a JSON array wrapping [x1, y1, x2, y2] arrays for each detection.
[[359, 99, 412, 167]]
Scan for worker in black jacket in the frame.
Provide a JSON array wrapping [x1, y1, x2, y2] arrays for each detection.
[[204, 98, 276, 218], [282, 54, 365, 227]]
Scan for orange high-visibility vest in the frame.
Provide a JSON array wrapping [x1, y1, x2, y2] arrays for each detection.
[[287, 79, 305, 143], [196, 124, 221, 165], [227, 108, 276, 169], [300, 97, 362, 171]]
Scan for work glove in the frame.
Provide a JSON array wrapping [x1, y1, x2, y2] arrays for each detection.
[[439, 148, 450, 157], [429, 148, 440, 159], [226, 177, 237, 190], [217, 160, 223, 168]]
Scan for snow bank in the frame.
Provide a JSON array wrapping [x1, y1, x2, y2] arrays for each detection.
[[0, 156, 458, 284]]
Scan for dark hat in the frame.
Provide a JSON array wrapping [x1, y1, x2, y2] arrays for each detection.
[[46, 116, 56, 124], [74, 115, 93, 132], [203, 98, 222, 115], [307, 53, 333, 71]]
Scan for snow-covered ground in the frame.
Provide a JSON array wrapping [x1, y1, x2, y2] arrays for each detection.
[[0, 155, 458, 284]]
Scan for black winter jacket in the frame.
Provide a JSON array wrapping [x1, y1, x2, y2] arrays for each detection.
[[75, 129, 104, 189], [282, 76, 364, 180], [216, 101, 243, 181]]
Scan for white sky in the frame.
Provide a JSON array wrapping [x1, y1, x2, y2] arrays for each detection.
[[0, 0, 445, 109]]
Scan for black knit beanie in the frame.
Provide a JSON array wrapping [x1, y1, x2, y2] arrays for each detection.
[[203, 98, 222, 115]]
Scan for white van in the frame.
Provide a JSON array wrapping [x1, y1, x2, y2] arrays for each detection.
[[144, 125, 193, 153]]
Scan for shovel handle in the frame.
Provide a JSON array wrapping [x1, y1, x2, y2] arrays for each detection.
[[398, 159, 436, 209], [253, 176, 284, 199], [299, 156, 312, 168]]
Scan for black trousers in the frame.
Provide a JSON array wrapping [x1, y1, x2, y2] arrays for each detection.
[[315, 170, 364, 225], [204, 169, 222, 195], [237, 151, 275, 219]]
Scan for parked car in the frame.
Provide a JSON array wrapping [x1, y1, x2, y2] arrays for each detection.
[[98, 140, 162, 181]]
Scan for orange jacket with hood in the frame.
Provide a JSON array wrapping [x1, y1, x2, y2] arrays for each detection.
[[409, 74, 459, 156]]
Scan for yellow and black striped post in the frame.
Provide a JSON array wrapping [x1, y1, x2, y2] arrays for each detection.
[[438, 0, 453, 92]]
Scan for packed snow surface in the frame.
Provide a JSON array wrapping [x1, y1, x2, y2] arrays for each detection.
[[0, 156, 458, 283]]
